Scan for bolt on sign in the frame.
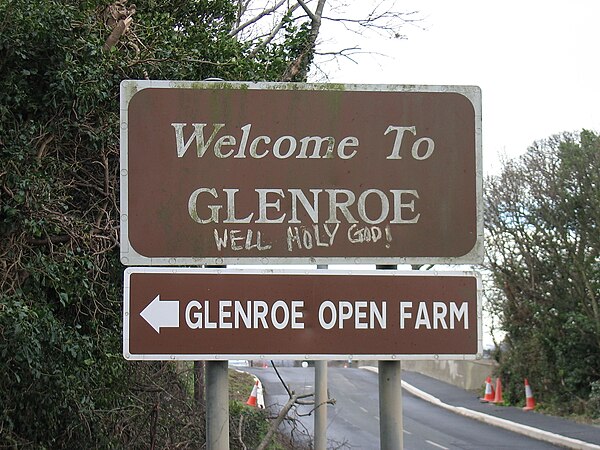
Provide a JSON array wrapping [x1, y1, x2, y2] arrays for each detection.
[[123, 268, 482, 360], [120, 81, 482, 265]]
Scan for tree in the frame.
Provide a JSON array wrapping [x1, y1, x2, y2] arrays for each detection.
[[0, 0, 416, 447], [484, 130, 600, 413], [229, 0, 419, 80]]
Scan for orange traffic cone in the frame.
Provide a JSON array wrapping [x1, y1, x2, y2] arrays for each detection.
[[246, 380, 259, 407], [491, 377, 504, 404], [480, 376, 495, 402], [523, 378, 536, 411]]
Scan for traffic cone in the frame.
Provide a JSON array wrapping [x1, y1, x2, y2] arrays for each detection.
[[491, 377, 504, 404], [523, 378, 536, 411], [246, 380, 258, 407], [480, 376, 495, 402]]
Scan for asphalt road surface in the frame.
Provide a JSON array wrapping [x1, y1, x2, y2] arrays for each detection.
[[245, 366, 564, 449]]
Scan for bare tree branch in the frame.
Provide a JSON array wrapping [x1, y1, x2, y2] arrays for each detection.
[[281, 0, 326, 81], [296, 0, 319, 22], [236, 413, 247, 450], [248, 2, 302, 58], [234, 0, 253, 29], [256, 393, 300, 450], [322, 5, 420, 38], [229, 0, 289, 37], [270, 360, 293, 398], [233, 1, 422, 80], [296, 397, 336, 416]]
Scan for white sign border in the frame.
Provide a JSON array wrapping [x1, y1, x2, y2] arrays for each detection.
[[119, 80, 483, 267], [123, 267, 483, 361]]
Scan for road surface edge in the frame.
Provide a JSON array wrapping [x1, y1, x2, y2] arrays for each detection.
[[360, 366, 600, 450]]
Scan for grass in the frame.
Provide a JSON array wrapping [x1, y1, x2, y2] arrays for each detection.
[[174, 362, 256, 403], [229, 368, 257, 403]]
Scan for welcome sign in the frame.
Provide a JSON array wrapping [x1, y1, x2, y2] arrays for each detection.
[[119, 81, 482, 265]]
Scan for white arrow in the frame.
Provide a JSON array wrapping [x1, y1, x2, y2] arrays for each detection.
[[140, 295, 179, 333]]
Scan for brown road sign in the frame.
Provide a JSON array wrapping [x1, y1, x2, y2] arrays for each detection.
[[120, 81, 482, 266], [123, 268, 482, 361]]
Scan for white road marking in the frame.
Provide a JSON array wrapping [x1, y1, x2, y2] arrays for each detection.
[[426, 440, 448, 450], [359, 406, 368, 413], [403, 430, 412, 435]]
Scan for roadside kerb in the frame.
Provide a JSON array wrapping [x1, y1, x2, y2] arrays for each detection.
[[361, 366, 600, 450]]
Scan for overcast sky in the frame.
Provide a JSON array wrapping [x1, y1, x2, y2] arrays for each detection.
[[236, 1, 600, 346], [317, 0, 600, 176]]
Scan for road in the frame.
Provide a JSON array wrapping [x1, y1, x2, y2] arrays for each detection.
[[245, 366, 563, 449]]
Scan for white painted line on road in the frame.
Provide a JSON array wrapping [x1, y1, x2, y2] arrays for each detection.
[[360, 406, 368, 413], [426, 440, 449, 450], [360, 366, 600, 450], [375, 416, 380, 421], [403, 429, 412, 435]]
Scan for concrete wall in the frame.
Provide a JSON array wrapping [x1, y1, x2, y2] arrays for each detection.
[[400, 359, 498, 391], [356, 359, 498, 391]]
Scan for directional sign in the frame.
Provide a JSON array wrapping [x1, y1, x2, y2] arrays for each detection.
[[123, 268, 482, 361], [120, 81, 483, 266]]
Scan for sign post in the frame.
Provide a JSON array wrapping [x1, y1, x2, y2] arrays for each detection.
[[206, 360, 229, 450], [379, 361, 403, 450], [376, 264, 402, 449], [120, 81, 483, 449], [315, 264, 328, 450]]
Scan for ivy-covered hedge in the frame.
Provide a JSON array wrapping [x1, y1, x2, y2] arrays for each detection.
[[0, 1, 311, 447], [485, 130, 600, 416]]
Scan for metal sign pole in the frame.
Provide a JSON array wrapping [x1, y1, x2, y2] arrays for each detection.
[[379, 360, 403, 449], [206, 360, 229, 450], [205, 264, 229, 450], [377, 264, 403, 450], [314, 264, 328, 450], [314, 360, 328, 449]]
